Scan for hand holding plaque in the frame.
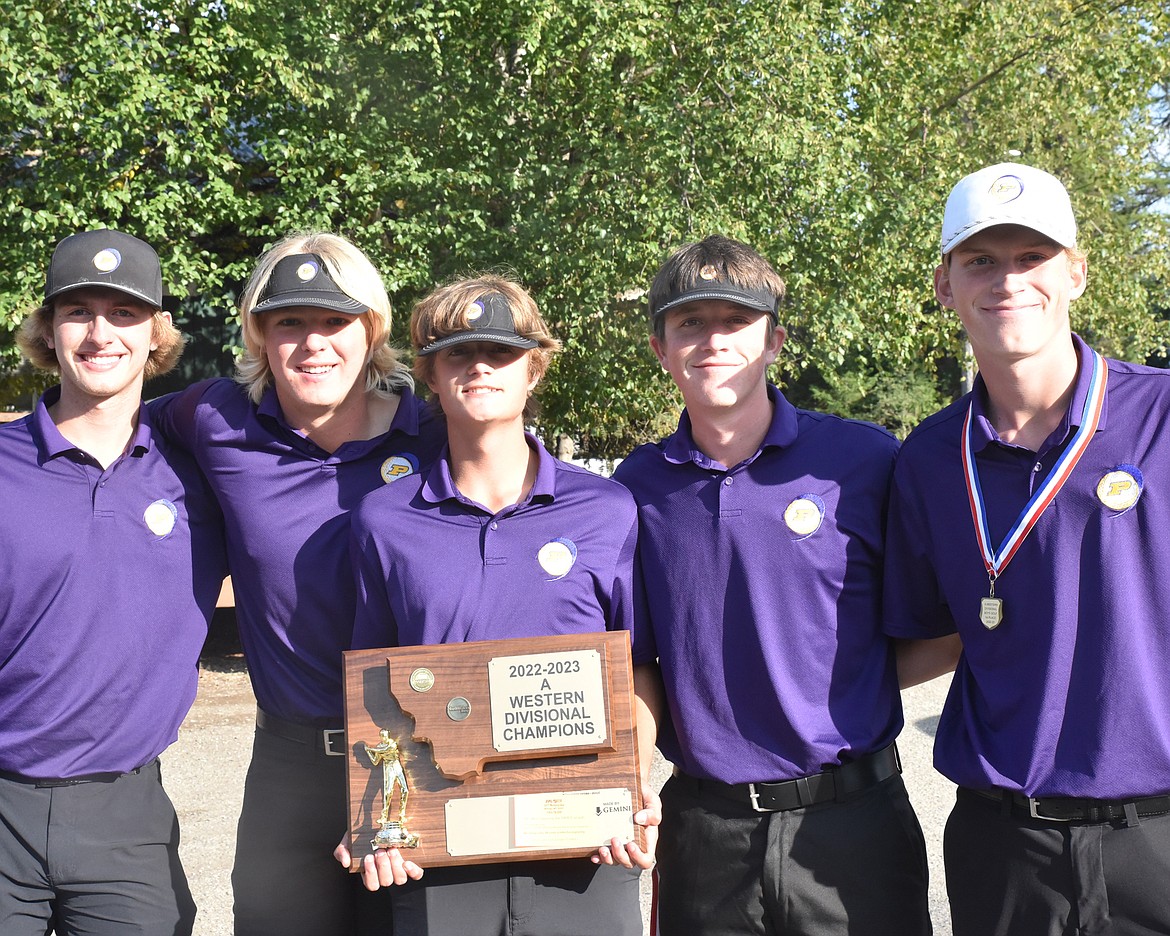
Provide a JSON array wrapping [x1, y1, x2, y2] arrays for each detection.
[[343, 632, 644, 869]]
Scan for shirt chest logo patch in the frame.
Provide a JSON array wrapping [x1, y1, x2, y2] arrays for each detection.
[[144, 499, 178, 537], [784, 495, 825, 537], [380, 454, 418, 484], [1096, 465, 1143, 512], [537, 538, 577, 579]]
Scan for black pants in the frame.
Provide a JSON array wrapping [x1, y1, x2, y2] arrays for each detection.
[[654, 773, 931, 936], [231, 718, 394, 936], [946, 788, 1170, 936], [0, 760, 194, 936]]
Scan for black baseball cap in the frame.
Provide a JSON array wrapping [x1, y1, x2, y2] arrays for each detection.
[[650, 264, 779, 325], [44, 229, 163, 307], [250, 253, 368, 315], [417, 292, 539, 356]]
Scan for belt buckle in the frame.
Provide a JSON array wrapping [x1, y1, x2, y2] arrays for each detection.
[[1027, 797, 1073, 822], [747, 783, 768, 812], [322, 729, 346, 757]]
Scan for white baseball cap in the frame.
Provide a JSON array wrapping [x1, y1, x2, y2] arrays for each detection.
[[940, 162, 1077, 256]]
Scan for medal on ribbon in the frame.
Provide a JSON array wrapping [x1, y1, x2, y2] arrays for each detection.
[[961, 349, 1107, 630]]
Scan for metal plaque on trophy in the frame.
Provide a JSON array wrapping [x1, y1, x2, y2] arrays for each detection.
[[343, 631, 644, 868]]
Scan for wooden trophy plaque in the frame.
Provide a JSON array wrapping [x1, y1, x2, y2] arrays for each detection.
[[343, 631, 644, 869]]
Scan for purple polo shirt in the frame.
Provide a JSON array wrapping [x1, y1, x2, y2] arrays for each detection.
[[150, 378, 445, 724], [350, 435, 637, 650], [885, 334, 1170, 799], [613, 385, 902, 784], [0, 388, 226, 777]]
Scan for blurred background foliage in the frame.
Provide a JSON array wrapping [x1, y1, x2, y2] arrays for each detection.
[[2, 0, 1168, 449]]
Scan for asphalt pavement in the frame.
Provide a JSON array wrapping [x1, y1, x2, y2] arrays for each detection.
[[163, 656, 956, 936]]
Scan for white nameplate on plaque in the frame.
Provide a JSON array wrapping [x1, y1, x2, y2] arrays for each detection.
[[444, 788, 634, 856], [487, 649, 608, 752]]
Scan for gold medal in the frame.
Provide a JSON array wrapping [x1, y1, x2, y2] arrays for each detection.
[[980, 597, 1004, 630], [980, 573, 1003, 630], [960, 349, 1108, 639]]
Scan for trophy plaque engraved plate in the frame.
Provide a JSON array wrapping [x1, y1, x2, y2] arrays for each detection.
[[343, 631, 643, 868]]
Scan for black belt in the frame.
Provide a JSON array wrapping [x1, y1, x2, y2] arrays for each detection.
[[0, 760, 153, 788], [256, 709, 346, 757], [674, 743, 901, 813], [966, 786, 1170, 823]]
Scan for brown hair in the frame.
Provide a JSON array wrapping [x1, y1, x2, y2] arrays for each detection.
[[410, 274, 561, 422], [648, 235, 786, 341]]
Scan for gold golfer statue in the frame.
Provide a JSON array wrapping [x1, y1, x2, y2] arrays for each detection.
[[364, 729, 420, 849]]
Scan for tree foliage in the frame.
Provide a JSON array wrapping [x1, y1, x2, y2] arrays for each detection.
[[3, 0, 1169, 454]]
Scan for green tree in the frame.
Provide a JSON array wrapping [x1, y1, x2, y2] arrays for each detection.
[[3, 1, 1169, 454]]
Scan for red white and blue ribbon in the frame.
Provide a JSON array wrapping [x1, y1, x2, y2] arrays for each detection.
[[961, 349, 1107, 580]]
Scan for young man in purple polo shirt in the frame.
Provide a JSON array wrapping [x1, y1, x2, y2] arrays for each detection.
[[0, 230, 226, 935], [884, 162, 1170, 935], [614, 235, 930, 936], [150, 233, 445, 935], [333, 274, 658, 936]]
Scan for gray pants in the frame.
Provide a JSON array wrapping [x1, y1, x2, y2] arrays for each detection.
[[231, 719, 393, 936], [391, 861, 644, 936], [0, 760, 194, 936]]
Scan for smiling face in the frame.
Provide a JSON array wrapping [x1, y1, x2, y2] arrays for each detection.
[[47, 286, 164, 408], [650, 300, 784, 414], [425, 340, 537, 432], [935, 224, 1086, 366], [260, 305, 371, 421]]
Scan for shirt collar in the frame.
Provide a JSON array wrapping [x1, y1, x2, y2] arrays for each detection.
[[32, 385, 151, 464], [421, 431, 555, 512], [968, 333, 1107, 454], [661, 383, 799, 470]]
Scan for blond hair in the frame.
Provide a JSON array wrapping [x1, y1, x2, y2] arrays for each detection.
[[235, 231, 411, 403], [17, 298, 184, 380]]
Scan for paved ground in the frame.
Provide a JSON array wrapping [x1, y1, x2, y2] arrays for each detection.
[[163, 654, 956, 935]]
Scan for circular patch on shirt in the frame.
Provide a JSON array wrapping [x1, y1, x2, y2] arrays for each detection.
[[538, 538, 577, 579], [784, 495, 825, 537], [466, 300, 485, 322], [699, 264, 719, 281], [144, 499, 178, 537], [1096, 465, 1143, 512], [380, 454, 418, 484], [296, 259, 319, 281], [988, 173, 1024, 204], [92, 248, 122, 273]]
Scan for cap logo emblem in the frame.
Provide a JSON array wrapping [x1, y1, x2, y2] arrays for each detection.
[[988, 174, 1024, 205], [784, 494, 825, 537], [537, 537, 577, 579], [466, 300, 485, 322], [296, 260, 319, 281], [92, 248, 122, 273], [144, 499, 178, 537], [699, 264, 719, 281], [1096, 466, 1142, 512]]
